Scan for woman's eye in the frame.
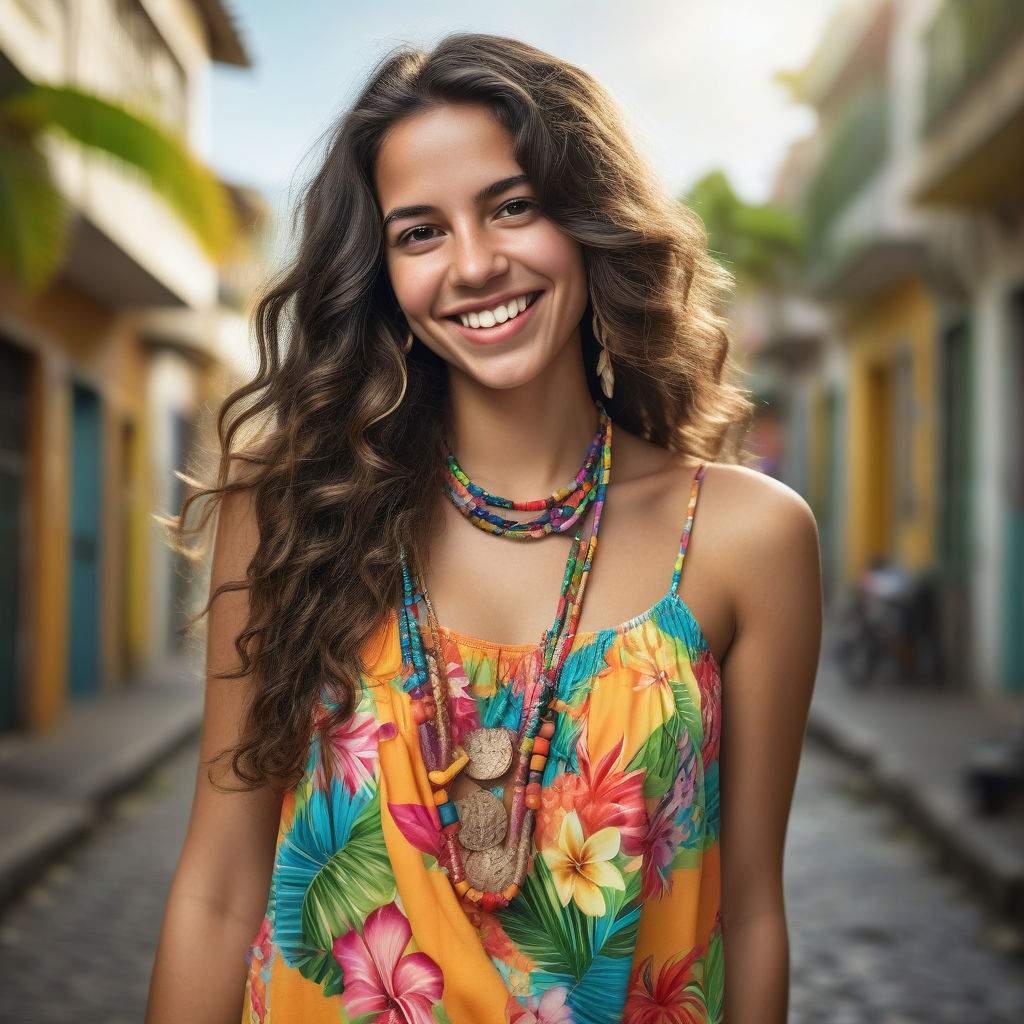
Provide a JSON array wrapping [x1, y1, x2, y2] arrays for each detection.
[[397, 199, 535, 246], [501, 198, 535, 216], [399, 226, 439, 246]]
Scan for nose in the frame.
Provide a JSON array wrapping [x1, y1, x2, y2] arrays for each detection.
[[447, 223, 509, 289]]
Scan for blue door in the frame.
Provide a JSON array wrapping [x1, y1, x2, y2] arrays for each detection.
[[938, 317, 973, 689], [68, 383, 103, 698]]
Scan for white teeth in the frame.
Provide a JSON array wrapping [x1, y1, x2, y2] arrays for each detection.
[[457, 292, 535, 329]]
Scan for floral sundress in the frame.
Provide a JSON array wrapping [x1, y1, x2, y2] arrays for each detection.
[[243, 463, 723, 1023]]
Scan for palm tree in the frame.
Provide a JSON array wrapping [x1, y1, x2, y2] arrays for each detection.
[[0, 81, 238, 294], [683, 169, 804, 290]]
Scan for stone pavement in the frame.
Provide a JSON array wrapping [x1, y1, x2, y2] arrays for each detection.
[[810, 617, 1024, 928], [0, 656, 204, 908], [786, 742, 1024, 1022]]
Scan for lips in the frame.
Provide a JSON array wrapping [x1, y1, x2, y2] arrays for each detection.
[[446, 289, 543, 345], [445, 290, 542, 324]]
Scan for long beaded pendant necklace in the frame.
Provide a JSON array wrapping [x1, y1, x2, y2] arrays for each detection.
[[397, 402, 612, 913]]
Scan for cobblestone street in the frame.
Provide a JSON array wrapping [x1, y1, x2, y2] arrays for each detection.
[[0, 737, 1022, 1023]]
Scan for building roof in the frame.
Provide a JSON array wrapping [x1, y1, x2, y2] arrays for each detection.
[[192, 0, 250, 67]]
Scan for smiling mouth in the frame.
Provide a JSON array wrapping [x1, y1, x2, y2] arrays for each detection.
[[444, 290, 543, 329]]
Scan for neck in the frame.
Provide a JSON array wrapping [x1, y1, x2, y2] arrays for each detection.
[[446, 340, 599, 498]]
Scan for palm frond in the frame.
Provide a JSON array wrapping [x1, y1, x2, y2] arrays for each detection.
[[0, 83, 238, 262], [0, 125, 71, 292]]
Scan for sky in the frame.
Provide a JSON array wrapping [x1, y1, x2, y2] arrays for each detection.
[[209, 0, 851, 241]]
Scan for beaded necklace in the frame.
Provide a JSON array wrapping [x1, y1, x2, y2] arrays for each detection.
[[397, 403, 612, 912]]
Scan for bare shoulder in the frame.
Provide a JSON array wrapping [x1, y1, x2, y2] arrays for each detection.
[[704, 462, 815, 544], [692, 462, 821, 665]]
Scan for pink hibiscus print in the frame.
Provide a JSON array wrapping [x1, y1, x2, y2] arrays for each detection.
[[314, 708, 380, 793], [693, 648, 721, 767], [331, 902, 444, 1024], [507, 986, 575, 1023], [387, 801, 441, 858], [439, 637, 480, 747]]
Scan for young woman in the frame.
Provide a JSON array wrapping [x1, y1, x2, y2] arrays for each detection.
[[146, 32, 822, 1024]]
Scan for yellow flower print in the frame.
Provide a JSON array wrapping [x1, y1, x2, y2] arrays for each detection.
[[542, 810, 624, 917], [617, 619, 678, 721]]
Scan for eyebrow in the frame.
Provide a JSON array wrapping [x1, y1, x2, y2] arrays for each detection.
[[381, 174, 531, 232]]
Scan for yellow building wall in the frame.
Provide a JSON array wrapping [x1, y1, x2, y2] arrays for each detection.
[[842, 275, 936, 583]]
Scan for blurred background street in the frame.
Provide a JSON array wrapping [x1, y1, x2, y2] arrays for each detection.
[[1, 0, 1024, 1020]]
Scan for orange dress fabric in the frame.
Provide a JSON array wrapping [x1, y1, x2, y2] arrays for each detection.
[[243, 464, 722, 1023]]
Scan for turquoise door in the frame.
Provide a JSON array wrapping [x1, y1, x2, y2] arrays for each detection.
[[68, 383, 103, 698], [938, 318, 973, 689]]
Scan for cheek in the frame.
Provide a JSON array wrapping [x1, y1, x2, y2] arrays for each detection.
[[387, 259, 436, 317], [542, 233, 587, 298]]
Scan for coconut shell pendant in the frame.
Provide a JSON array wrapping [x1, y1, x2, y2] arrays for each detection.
[[463, 727, 515, 780], [454, 789, 508, 851]]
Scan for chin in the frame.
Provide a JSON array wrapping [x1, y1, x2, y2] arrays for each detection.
[[453, 350, 555, 393]]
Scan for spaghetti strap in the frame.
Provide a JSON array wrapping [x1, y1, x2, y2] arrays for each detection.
[[669, 463, 708, 597]]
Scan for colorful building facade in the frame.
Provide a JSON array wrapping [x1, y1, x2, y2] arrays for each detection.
[[0, 0, 262, 732]]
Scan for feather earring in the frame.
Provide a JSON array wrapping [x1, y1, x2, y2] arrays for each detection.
[[592, 311, 615, 399]]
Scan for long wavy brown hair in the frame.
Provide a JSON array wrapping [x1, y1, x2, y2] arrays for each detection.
[[172, 32, 754, 790]]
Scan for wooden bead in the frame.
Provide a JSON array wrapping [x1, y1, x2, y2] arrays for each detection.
[[539, 720, 556, 739], [411, 699, 435, 725], [433, 789, 449, 806], [529, 753, 546, 773], [437, 801, 459, 827], [502, 884, 520, 901], [454, 880, 471, 896], [428, 748, 469, 787], [480, 892, 507, 912], [465, 888, 483, 903], [531, 737, 550, 757], [441, 822, 460, 837]]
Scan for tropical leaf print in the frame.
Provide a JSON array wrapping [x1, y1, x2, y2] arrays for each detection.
[[273, 783, 396, 995], [500, 853, 595, 979]]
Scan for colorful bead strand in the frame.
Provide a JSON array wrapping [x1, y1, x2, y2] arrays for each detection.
[[397, 403, 613, 912]]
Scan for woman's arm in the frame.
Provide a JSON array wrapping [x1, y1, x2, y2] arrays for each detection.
[[717, 471, 823, 1024], [146, 485, 284, 1024]]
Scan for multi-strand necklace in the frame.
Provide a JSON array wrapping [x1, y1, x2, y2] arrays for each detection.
[[397, 402, 612, 913]]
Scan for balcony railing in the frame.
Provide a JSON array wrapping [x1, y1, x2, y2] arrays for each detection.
[[804, 83, 889, 260], [923, 0, 1024, 133]]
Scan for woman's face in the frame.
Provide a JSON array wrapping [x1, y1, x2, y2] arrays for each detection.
[[374, 101, 588, 392]]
